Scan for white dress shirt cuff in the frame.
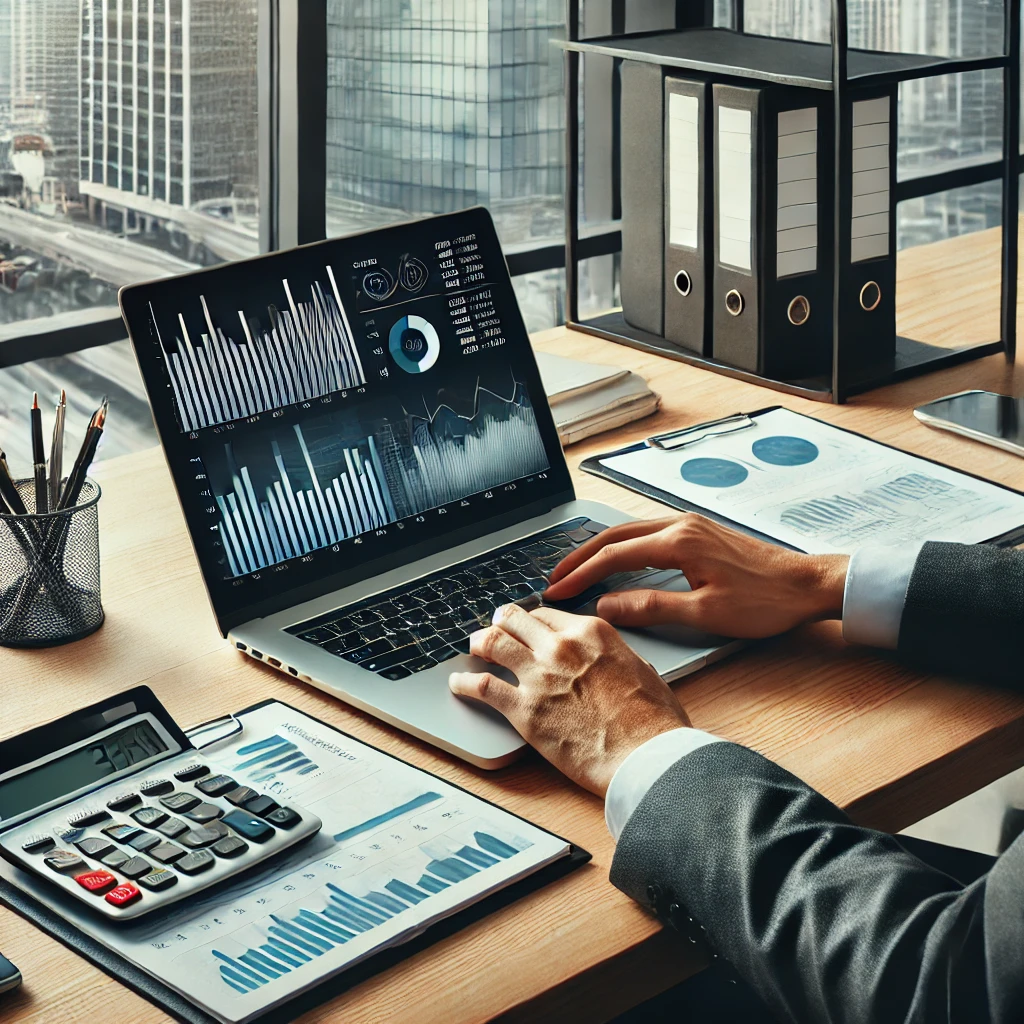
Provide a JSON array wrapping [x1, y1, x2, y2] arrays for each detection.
[[842, 540, 924, 650], [605, 727, 725, 841]]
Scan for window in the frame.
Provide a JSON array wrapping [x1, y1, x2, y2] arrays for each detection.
[[0, 0, 259, 344]]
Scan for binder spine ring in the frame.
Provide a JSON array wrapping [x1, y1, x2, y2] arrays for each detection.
[[787, 295, 810, 326], [859, 281, 882, 312], [725, 289, 745, 316], [674, 270, 692, 297]]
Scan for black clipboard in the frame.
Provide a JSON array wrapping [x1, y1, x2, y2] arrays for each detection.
[[0, 698, 590, 1024], [580, 404, 1024, 550]]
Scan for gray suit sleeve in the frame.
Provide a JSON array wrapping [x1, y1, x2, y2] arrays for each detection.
[[610, 742, 1024, 1024], [897, 541, 1024, 687]]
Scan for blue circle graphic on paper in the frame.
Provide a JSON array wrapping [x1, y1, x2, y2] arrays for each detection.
[[680, 458, 748, 488], [752, 436, 819, 466], [389, 314, 440, 373]]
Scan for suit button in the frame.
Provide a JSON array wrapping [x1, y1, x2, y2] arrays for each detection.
[[646, 883, 663, 909], [667, 902, 684, 929]]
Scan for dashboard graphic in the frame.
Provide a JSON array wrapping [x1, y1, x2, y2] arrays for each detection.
[[155, 270, 366, 433], [208, 375, 550, 578]]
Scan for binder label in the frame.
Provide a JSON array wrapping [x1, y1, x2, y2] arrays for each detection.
[[668, 92, 700, 250], [718, 106, 752, 272], [851, 97, 891, 263], [776, 107, 818, 279]]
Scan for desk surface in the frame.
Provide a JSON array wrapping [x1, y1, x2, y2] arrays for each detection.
[[4, 300, 1024, 1023]]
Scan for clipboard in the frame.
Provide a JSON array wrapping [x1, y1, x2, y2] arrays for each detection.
[[0, 698, 590, 1024], [580, 404, 1024, 550]]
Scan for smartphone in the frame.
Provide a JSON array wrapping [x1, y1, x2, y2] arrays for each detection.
[[914, 390, 1024, 458], [0, 950, 21, 995]]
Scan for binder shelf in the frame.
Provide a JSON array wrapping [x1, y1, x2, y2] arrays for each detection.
[[559, 3, 1021, 403]]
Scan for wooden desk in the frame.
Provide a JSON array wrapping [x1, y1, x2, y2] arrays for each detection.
[[4, 317, 1024, 1024]]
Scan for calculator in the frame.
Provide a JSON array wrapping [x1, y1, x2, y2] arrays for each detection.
[[0, 687, 321, 921]]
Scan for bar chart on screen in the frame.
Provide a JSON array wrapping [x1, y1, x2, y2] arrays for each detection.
[[151, 267, 367, 434]]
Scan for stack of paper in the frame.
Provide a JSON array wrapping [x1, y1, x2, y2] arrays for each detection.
[[536, 351, 660, 446]]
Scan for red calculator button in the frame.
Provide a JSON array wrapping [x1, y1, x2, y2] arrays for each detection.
[[104, 882, 142, 908], [75, 870, 118, 894]]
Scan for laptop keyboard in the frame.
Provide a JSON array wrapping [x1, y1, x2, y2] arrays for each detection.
[[288, 517, 609, 680]]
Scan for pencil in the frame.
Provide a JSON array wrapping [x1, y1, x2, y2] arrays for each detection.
[[58, 400, 107, 512]]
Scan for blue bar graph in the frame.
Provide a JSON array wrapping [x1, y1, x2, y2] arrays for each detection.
[[332, 792, 442, 843], [211, 830, 526, 994], [231, 734, 319, 782]]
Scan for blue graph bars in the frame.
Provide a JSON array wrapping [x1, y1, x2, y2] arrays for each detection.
[[231, 734, 320, 782], [332, 792, 442, 843], [154, 269, 367, 433], [212, 830, 527, 994]]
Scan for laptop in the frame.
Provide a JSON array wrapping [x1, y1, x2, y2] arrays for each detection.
[[120, 207, 735, 768]]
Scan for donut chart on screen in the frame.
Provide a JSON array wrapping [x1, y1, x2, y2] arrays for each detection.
[[389, 314, 441, 373]]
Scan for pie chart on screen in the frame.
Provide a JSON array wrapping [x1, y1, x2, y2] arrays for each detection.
[[389, 314, 440, 373]]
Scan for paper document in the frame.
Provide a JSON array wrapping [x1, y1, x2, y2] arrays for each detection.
[[0, 702, 569, 1024], [601, 407, 1024, 554]]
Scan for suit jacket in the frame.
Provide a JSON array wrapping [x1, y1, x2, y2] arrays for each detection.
[[610, 541, 1024, 1023]]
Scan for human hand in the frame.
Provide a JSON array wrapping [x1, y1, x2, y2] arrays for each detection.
[[543, 514, 848, 639], [449, 603, 689, 796]]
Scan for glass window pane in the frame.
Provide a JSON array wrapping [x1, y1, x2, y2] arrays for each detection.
[[0, 0, 260, 341]]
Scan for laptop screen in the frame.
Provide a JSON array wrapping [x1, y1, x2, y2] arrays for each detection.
[[120, 208, 573, 634]]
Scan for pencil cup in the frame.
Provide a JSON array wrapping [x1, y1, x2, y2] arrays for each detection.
[[0, 479, 104, 648]]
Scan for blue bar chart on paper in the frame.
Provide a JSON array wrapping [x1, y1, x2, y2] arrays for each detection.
[[231, 735, 320, 785], [211, 828, 530, 994]]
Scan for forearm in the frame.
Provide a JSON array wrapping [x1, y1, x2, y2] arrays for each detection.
[[610, 743, 996, 1024]]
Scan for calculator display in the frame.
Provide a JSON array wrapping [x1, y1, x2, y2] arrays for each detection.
[[0, 721, 167, 822]]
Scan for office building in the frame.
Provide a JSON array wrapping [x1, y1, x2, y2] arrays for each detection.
[[78, 0, 258, 236], [0, 0, 10, 118]]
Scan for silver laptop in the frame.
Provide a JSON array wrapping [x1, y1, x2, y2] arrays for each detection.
[[120, 207, 735, 769]]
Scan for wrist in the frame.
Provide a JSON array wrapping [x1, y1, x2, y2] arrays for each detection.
[[804, 554, 849, 620]]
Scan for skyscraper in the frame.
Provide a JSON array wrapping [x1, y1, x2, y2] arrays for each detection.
[[0, 0, 11, 118], [324, 0, 565, 248], [78, 0, 258, 235]]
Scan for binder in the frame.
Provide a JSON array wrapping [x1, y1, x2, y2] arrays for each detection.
[[844, 88, 898, 375], [663, 76, 711, 355], [620, 59, 665, 337], [711, 83, 834, 380]]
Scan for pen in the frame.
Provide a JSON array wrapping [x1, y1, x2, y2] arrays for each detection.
[[58, 399, 107, 512], [0, 449, 28, 516], [48, 389, 66, 512], [31, 393, 47, 513]]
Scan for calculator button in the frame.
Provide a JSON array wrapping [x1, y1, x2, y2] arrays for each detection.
[[211, 836, 248, 858], [139, 779, 174, 797], [180, 826, 223, 849], [264, 807, 302, 830], [224, 786, 259, 807], [74, 870, 118, 895], [156, 817, 190, 839], [242, 795, 279, 818], [67, 808, 112, 828], [44, 851, 87, 874], [160, 792, 201, 813], [127, 832, 161, 853], [104, 882, 142, 907], [195, 775, 237, 797], [102, 824, 143, 844], [119, 856, 153, 880], [176, 850, 215, 875], [222, 810, 274, 843], [131, 807, 169, 828], [100, 849, 130, 870], [173, 763, 211, 782], [139, 869, 178, 892], [21, 836, 55, 854], [107, 792, 142, 812], [149, 842, 186, 864], [183, 802, 223, 824], [74, 837, 115, 858]]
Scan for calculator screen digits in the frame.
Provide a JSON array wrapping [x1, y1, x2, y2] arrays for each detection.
[[0, 721, 167, 822]]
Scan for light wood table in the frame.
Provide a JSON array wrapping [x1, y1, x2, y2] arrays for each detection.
[[4, 302, 1024, 1022]]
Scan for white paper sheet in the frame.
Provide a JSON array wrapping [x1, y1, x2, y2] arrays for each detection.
[[601, 407, 1024, 554], [0, 702, 569, 1024]]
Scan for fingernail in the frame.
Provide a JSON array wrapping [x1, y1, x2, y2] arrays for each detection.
[[491, 604, 510, 625], [449, 672, 465, 690]]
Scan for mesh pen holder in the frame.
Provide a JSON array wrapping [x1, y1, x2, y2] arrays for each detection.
[[0, 478, 104, 648]]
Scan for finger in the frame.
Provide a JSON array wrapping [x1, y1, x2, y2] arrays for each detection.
[[547, 518, 677, 585], [490, 601, 553, 649], [529, 604, 587, 631], [449, 671, 521, 718], [596, 588, 701, 627], [468, 624, 532, 670], [543, 533, 683, 601]]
